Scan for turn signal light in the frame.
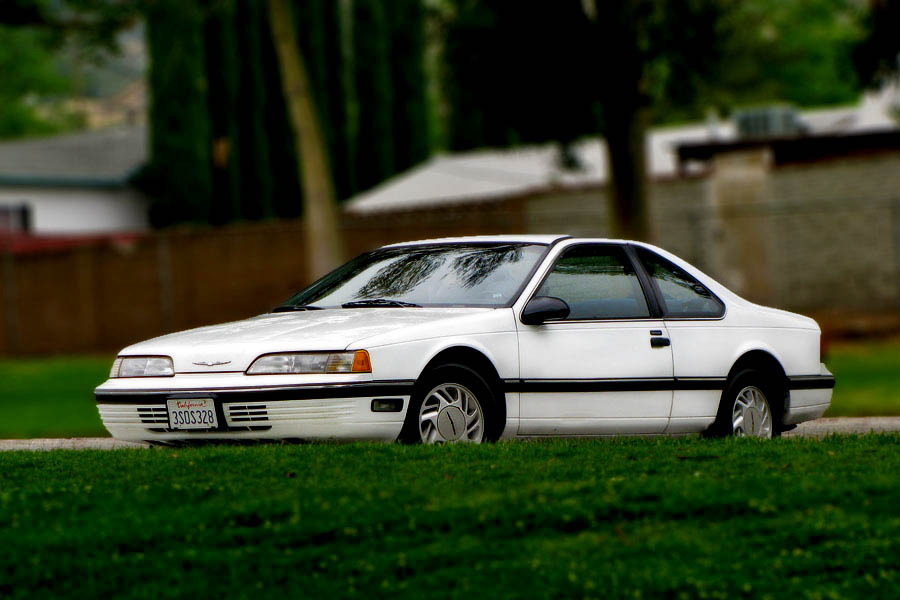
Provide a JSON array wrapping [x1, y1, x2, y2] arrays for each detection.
[[352, 349, 372, 373]]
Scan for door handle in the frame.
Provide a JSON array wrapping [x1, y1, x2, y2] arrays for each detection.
[[650, 337, 670, 348]]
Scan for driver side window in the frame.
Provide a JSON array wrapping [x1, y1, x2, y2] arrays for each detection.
[[536, 245, 650, 320]]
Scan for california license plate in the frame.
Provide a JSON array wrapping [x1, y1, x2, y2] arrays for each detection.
[[167, 398, 218, 430]]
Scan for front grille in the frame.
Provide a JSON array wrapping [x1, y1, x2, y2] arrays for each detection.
[[226, 404, 269, 423], [137, 406, 168, 425]]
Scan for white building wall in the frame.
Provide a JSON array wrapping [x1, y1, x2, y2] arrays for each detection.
[[0, 186, 149, 234]]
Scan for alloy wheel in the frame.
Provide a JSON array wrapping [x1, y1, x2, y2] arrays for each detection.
[[418, 383, 484, 443], [732, 385, 773, 438]]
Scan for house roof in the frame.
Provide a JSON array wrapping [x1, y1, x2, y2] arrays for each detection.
[[677, 129, 900, 167], [345, 87, 899, 215], [0, 124, 146, 187]]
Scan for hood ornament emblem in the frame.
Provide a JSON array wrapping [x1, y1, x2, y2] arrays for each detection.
[[192, 360, 232, 367]]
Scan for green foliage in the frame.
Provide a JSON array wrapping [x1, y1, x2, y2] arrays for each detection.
[[0, 355, 108, 438], [854, 0, 900, 88], [387, 0, 431, 173], [443, 0, 599, 151], [0, 0, 137, 56], [441, 0, 870, 144], [1, 436, 899, 598], [296, 0, 358, 200], [353, 0, 395, 191], [141, 0, 213, 226], [0, 24, 79, 138], [232, 0, 275, 220], [256, 1, 303, 220], [204, 0, 243, 225], [691, 0, 865, 117]]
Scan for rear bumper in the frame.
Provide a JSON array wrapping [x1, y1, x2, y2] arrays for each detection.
[[783, 366, 834, 426], [95, 379, 413, 443]]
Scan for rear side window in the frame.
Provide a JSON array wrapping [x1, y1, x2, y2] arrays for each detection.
[[637, 249, 724, 318], [536, 245, 650, 319]]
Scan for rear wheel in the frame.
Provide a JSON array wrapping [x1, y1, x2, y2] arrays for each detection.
[[707, 369, 778, 438], [400, 364, 495, 444], [731, 385, 773, 437]]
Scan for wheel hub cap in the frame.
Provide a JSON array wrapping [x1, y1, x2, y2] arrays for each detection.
[[437, 406, 466, 440]]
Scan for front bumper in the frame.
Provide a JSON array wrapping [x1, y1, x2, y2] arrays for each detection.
[[95, 374, 413, 443]]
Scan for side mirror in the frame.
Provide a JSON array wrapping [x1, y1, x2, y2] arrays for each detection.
[[521, 296, 570, 325]]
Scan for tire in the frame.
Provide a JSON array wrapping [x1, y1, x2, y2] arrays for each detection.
[[705, 368, 779, 438], [399, 364, 498, 444]]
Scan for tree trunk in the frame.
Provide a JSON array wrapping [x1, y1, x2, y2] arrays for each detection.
[[590, 0, 651, 242], [603, 100, 650, 241], [267, 0, 344, 279]]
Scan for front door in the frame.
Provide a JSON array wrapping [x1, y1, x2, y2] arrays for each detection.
[[516, 244, 674, 435]]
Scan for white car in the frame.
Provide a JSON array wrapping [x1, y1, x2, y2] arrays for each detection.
[[96, 235, 833, 444]]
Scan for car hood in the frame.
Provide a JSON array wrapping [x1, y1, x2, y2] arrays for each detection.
[[119, 308, 495, 373]]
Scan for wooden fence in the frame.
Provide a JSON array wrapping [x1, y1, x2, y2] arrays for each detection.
[[0, 201, 526, 356]]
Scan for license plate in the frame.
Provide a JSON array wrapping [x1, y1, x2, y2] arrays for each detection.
[[167, 398, 218, 430]]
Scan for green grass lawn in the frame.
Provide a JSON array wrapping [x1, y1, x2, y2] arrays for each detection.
[[824, 337, 900, 416], [0, 337, 897, 438], [0, 436, 898, 599], [0, 355, 110, 438]]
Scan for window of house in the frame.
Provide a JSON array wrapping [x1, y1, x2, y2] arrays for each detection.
[[0, 205, 30, 233]]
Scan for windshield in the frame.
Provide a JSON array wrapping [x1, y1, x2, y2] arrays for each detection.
[[281, 243, 548, 308]]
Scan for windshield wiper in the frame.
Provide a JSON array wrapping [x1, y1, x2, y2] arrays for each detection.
[[271, 304, 326, 313], [341, 298, 421, 308]]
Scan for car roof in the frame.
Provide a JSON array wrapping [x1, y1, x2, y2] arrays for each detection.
[[380, 235, 655, 248], [381, 234, 571, 247]]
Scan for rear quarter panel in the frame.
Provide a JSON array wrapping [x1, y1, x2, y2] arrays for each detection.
[[667, 321, 822, 378]]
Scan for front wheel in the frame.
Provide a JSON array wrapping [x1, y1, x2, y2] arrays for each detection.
[[399, 365, 494, 444]]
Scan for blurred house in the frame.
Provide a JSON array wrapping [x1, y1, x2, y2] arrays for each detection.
[[346, 88, 898, 217], [345, 87, 900, 332], [0, 125, 149, 236]]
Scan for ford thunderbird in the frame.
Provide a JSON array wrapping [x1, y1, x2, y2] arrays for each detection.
[[95, 235, 834, 443]]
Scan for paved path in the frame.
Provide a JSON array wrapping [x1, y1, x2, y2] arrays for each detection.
[[1, 417, 898, 450], [783, 417, 900, 438]]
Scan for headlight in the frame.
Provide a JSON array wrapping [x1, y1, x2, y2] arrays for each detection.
[[246, 350, 371, 375], [110, 356, 175, 378]]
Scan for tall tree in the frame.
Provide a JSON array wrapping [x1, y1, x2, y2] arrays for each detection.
[[854, 0, 900, 90], [589, 0, 725, 240], [267, 0, 343, 278], [204, 0, 242, 225], [234, 0, 275, 220], [142, 0, 213, 226], [443, 0, 597, 151], [297, 0, 357, 200], [387, 0, 431, 172], [353, 0, 395, 191]]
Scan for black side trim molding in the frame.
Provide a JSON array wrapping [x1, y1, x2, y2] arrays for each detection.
[[503, 377, 727, 393], [787, 375, 835, 390], [502, 375, 835, 393], [96, 381, 416, 405]]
